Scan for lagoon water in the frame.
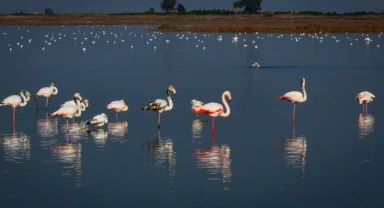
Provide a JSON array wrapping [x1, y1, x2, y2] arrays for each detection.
[[0, 25, 383, 208]]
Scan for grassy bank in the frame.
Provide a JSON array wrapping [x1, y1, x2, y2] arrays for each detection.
[[1, 13, 384, 33]]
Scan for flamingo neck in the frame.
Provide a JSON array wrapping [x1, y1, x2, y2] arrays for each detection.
[[220, 92, 231, 117], [164, 89, 174, 111], [74, 99, 82, 117], [302, 84, 307, 102], [19, 91, 28, 107], [51, 87, 58, 95]]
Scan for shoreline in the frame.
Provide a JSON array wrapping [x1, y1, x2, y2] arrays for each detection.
[[1, 14, 384, 33]]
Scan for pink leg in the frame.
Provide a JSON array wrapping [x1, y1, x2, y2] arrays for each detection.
[[73, 117, 75, 122], [211, 133, 215, 145], [158, 113, 161, 129], [292, 103, 296, 121], [158, 129, 161, 140], [12, 121, 16, 135], [211, 117, 215, 135], [116, 113, 118, 121], [45, 97, 49, 110], [67, 119, 69, 132], [366, 103, 368, 114], [13, 108, 16, 123]]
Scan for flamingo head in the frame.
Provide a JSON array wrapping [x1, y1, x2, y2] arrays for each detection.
[[167, 85, 176, 96], [122, 105, 128, 111], [21, 89, 31, 101], [224, 91, 232, 102], [74, 92, 83, 101], [73, 96, 81, 106], [50, 82, 55, 87], [300, 77, 306, 87], [83, 99, 89, 107]]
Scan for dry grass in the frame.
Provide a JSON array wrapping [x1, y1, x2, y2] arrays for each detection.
[[1, 14, 384, 33]]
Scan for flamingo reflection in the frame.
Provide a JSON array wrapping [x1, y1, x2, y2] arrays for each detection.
[[0, 131, 31, 163], [87, 129, 108, 147], [142, 129, 176, 178], [357, 113, 375, 139], [60, 121, 87, 142], [51, 138, 82, 187], [107, 121, 128, 142], [192, 118, 208, 139], [193, 135, 232, 184], [277, 123, 307, 177], [36, 112, 59, 148]]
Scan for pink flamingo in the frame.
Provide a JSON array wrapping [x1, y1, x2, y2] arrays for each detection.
[[192, 91, 232, 135], [35, 82, 58, 110], [276, 77, 307, 121], [49, 96, 82, 132], [142, 85, 176, 129], [356, 91, 375, 114], [0, 89, 31, 123], [106, 100, 128, 120]]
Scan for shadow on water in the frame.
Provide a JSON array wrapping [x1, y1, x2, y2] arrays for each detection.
[[142, 129, 176, 179], [357, 113, 375, 139], [276, 123, 307, 178]]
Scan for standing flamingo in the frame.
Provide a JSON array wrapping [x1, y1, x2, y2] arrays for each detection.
[[142, 85, 176, 129], [192, 91, 231, 135], [276, 77, 307, 121], [0, 89, 31, 123], [49, 96, 82, 132], [35, 82, 58, 110], [191, 99, 204, 118], [61, 98, 89, 122], [356, 91, 375, 114], [106, 100, 128, 120]]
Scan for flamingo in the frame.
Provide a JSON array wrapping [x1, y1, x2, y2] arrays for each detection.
[[192, 91, 231, 135], [0, 89, 31, 123], [61, 98, 89, 122], [86, 113, 108, 128], [191, 99, 204, 117], [276, 77, 307, 121], [106, 100, 128, 120], [356, 91, 375, 114], [35, 82, 58, 110], [49, 96, 82, 132], [142, 85, 176, 129]]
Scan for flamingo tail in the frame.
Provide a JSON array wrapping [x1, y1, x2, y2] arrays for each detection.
[[276, 96, 289, 101], [49, 112, 57, 117]]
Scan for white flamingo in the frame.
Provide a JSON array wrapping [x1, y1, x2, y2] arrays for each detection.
[[191, 99, 204, 117], [192, 91, 231, 135], [86, 113, 108, 128], [49, 96, 82, 132], [106, 100, 128, 120], [35, 82, 58, 110], [142, 85, 176, 129], [0, 89, 31, 123], [276, 77, 307, 121], [356, 91, 375, 114], [60, 93, 88, 122]]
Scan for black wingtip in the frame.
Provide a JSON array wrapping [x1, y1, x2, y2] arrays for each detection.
[[141, 107, 145, 111]]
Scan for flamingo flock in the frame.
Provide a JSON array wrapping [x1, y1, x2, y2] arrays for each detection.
[[0, 78, 377, 137]]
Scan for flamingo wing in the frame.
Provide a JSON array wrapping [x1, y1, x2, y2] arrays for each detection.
[[193, 102, 223, 115], [142, 99, 167, 111], [50, 105, 77, 118], [86, 114, 105, 126], [37, 87, 53, 97], [279, 91, 303, 102], [108, 100, 125, 112], [0, 95, 21, 107]]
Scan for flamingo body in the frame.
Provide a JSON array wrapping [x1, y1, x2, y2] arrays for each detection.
[[276, 78, 307, 121], [86, 113, 108, 127], [0, 89, 31, 123], [35, 82, 58, 110], [107, 100, 128, 120], [356, 91, 375, 113], [49, 97, 82, 132]]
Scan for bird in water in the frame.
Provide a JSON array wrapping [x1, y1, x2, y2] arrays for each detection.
[[142, 85, 176, 129], [60, 95, 89, 122], [49, 96, 82, 132], [35, 82, 58, 110], [106, 100, 128, 121], [276, 77, 307, 121], [191, 99, 204, 118], [0, 89, 31, 123], [192, 91, 231, 135], [86, 113, 108, 128], [356, 91, 375, 114]]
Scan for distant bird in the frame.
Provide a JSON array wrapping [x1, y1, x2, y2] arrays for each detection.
[[252, 62, 260, 68], [86, 113, 108, 128], [356, 91, 375, 114], [0, 89, 31, 123], [35, 82, 58, 110], [106, 100, 128, 120], [49, 96, 82, 132], [191, 99, 204, 117], [142, 85, 176, 129], [276, 77, 307, 121], [192, 91, 232, 135]]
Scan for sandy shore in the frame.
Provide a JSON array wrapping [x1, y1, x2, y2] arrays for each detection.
[[1, 14, 384, 33]]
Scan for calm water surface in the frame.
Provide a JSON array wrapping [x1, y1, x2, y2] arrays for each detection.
[[0, 26, 383, 208]]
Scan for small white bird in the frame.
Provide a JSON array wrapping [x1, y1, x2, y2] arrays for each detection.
[[0, 89, 31, 123], [191, 99, 204, 118], [356, 91, 375, 114], [252, 62, 260, 68], [35, 82, 58, 110], [86, 113, 108, 128], [106, 100, 128, 121]]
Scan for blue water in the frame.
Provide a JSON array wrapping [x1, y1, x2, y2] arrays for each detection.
[[0, 26, 383, 208]]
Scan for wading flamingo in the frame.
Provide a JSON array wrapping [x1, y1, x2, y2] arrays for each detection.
[[191, 99, 204, 118], [192, 91, 231, 135], [276, 77, 307, 121], [106, 100, 128, 120], [142, 85, 176, 129], [356, 91, 375, 114], [0, 89, 31, 123], [49, 96, 82, 132], [86, 113, 108, 128], [61, 98, 89, 122], [35, 82, 58, 110]]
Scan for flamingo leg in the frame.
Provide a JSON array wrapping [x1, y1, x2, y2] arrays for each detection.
[[362, 103, 365, 114], [12, 108, 16, 124], [366, 103, 368, 114], [45, 97, 49, 110], [158, 113, 161, 129], [73, 117, 75, 122], [12, 121, 16, 135], [292, 103, 296, 121], [211, 117, 215, 135], [67, 119, 69, 132], [116, 113, 118, 121]]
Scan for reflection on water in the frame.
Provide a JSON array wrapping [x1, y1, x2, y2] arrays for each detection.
[[51, 140, 82, 187], [60, 122, 87, 142], [357, 113, 375, 139], [193, 137, 232, 186], [107, 121, 128, 143], [277, 124, 307, 177], [0, 132, 31, 163], [36, 114, 59, 149], [87, 129, 108, 147], [142, 130, 176, 179], [192, 118, 208, 139]]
